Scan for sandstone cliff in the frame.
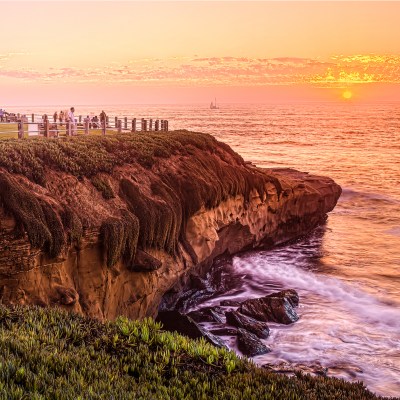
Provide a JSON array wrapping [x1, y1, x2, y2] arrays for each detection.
[[0, 131, 341, 320]]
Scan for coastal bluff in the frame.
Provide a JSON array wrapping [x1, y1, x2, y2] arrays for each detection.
[[0, 131, 341, 320]]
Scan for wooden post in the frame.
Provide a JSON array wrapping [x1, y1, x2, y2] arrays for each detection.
[[67, 121, 72, 136], [17, 121, 24, 139], [141, 118, 144, 131], [160, 120, 164, 131], [165, 120, 169, 132], [106, 116, 109, 127], [102, 120, 106, 136], [155, 120, 159, 131], [118, 120, 122, 134], [131, 118, 136, 132], [79, 115, 82, 124], [84, 120, 89, 135], [31, 113, 34, 123], [124, 117, 128, 130], [144, 119, 147, 132], [44, 120, 49, 138], [115, 116, 118, 129], [149, 119, 153, 131]]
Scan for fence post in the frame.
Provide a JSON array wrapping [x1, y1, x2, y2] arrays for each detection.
[[102, 120, 106, 136], [160, 120, 164, 131], [124, 117, 128, 130], [155, 120, 159, 131], [149, 119, 153, 131], [118, 120, 122, 134], [141, 118, 144, 131], [115, 116, 118, 129], [18, 121, 24, 139], [165, 120, 169, 132], [67, 121, 72, 136], [44, 120, 49, 138], [106, 116, 109, 127], [131, 118, 136, 132], [31, 113, 34, 123], [84, 120, 89, 135], [79, 115, 82, 124]]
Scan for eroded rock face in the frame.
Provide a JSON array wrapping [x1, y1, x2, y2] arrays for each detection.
[[0, 139, 341, 321]]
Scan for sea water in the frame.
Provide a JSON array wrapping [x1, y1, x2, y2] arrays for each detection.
[[8, 102, 400, 397]]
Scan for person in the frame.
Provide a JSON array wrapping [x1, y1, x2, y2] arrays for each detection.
[[84, 115, 91, 130], [99, 110, 107, 127], [53, 111, 58, 123], [92, 115, 99, 128], [67, 107, 76, 135], [59, 110, 64, 126]]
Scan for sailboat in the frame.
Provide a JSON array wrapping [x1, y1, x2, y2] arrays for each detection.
[[210, 98, 219, 109]]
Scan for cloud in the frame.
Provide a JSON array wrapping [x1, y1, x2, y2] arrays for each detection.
[[0, 54, 399, 87]]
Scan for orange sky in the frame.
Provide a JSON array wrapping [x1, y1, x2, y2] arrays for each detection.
[[1, 1, 400, 105]]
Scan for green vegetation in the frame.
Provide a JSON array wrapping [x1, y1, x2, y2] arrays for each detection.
[[0, 131, 281, 265], [91, 176, 115, 199], [0, 305, 390, 400], [100, 214, 139, 268]]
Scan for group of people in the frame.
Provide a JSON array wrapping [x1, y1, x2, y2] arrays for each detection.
[[42, 108, 108, 135], [49, 108, 107, 131]]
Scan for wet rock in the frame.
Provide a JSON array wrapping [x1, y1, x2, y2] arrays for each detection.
[[130, 249, 162, 272], [269, 289, 299, 307], [209, 327, 238, 336], [237, 328, 271, 357], [238, 290, 299, 324], [219, 299, 241, 307], [225, 310, 270, 339], [187, 306, 225, 323], [263, 362, 328, 377], [327, 364, 364, 378], [156, 310, 225, 348]]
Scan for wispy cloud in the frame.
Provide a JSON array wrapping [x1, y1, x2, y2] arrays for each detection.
[[0, 54, 399, 87]]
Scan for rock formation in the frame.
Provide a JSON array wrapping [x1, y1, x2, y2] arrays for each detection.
[[0, 131, 341, 320]]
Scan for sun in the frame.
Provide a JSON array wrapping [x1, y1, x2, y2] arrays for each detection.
[[342, 90, 353, 100]]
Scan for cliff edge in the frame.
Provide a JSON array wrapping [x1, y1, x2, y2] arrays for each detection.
[[0, 131, 341, 320]]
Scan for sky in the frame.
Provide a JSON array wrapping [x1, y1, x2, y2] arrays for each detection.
[[0, 1, 399, 105]]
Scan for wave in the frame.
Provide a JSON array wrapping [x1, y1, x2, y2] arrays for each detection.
[[340, 188, 400, 206], [232, 255, 400, 331]]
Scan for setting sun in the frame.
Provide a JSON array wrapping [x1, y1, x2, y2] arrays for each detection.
[[342, 90, 353, 100]]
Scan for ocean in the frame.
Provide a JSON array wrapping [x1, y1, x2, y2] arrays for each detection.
[[7, 102, 400, 397]]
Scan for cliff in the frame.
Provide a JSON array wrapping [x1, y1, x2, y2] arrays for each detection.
[[0, 131, 341, 320]]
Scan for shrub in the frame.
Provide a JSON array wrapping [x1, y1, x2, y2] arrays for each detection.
[[0, 305, 388, 400]]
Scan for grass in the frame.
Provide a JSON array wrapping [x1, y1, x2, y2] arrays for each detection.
[[0, 305, 393, 400], [0, 131, 281, 265]]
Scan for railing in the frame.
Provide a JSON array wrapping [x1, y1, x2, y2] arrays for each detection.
[[0, 113, 169, 139]]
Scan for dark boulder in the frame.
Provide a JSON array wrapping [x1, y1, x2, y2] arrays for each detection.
[[187, 306, 225, 323], [225, 310, 270, 339], [238, 290, 299, 324], [269, 289, 299, 307], [210, 327, 238, 336], [237, 328, 271, 357], [156, 310, 225, 348], [219, 299, 241, 307]]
